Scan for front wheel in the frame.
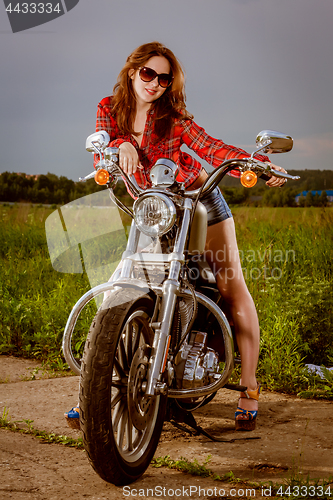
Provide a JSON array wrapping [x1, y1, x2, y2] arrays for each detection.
[[79, 288, 166, 486]]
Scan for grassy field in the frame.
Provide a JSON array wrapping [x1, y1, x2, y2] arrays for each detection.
[[232, 206, 333, 395], [0, 203, 332, 396]]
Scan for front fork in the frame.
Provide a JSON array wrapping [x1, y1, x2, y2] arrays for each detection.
[[120, 200, 192, 397]]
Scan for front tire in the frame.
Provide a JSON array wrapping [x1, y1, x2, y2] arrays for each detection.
[[79, 288, 166, 486]]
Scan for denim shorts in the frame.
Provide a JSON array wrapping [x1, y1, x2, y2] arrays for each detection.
[[200, 187, 233, 226]]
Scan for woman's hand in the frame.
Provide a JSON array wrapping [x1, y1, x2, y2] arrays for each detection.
[[118, 142, 143, 175], [265, 163, 288, 187]]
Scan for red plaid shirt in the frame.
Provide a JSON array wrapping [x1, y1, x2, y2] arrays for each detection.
[[95, 96, 269, 189]]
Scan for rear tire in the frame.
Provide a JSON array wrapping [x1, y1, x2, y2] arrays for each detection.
[[79, 288, 166, 485]]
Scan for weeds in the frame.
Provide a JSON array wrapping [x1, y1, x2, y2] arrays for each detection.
[[152, 453, 333, 500], [1, 402, 332, 500], [297, 366, 333, 400], [0, 406, 83, 448], [152, 454, 213, 478], [270, 472, 333, 499], [18, 361, 73, 381], [151, 454, 244, 483]]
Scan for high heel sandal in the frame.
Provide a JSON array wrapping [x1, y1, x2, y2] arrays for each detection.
[[235, 383, 260, 431], [64, 406, 80, 430]]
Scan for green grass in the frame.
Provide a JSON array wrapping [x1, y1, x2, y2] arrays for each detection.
[[0, 204, 95, 367], [0, 204, 332, 396], [232, 207, 333, 396]]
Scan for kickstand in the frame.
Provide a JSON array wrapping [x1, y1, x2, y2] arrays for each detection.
[[168, 404, 260, 443]]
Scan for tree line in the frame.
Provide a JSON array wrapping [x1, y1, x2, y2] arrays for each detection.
[[221, 169, 333, 191], [0, 171, 129, 205], [0, 169, 332, 207], [220, 185, 330, 207], [220, 169, 333, 207]]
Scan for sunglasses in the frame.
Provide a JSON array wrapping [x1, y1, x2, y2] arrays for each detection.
[[138, 67, 173, 88]]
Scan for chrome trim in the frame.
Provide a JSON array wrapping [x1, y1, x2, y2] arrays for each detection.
[[184, 160, 246, 199], [256, 130, 293, 154], [144, 200, 192, 396], [85, 131, 111, 153], [120, 220, 140, 279], [249, 159, 300, 180], [125, 251, 184, 265], [62, 284, 234, 396], [133, 192, 177, 238], [269, 169, 300, 180], [126, 173, 144, 197], [167, 289, 234, 398], [145, 279, 179, 396], [62, 278, 158, 375], [62, 282, 119, 375], [79, 170, 97, 182], [112, 278, 151, 291], [150, 158, 179, 187]]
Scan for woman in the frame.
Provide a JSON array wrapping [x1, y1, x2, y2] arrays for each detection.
[[65, 41, 286, 431]]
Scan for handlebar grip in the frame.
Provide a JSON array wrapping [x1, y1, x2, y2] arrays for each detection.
[[259, 172, 271, 182]]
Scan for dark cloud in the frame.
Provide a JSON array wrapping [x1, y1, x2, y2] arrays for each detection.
[[0, 0, 332, 179]]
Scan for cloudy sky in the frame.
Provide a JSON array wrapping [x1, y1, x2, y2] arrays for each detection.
[[1, 0, 332, 180]]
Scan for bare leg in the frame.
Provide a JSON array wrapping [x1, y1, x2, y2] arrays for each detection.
[[205, 218, 259, 415]]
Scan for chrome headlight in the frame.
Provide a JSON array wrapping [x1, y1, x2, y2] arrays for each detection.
[[133, 193, 177, 238]]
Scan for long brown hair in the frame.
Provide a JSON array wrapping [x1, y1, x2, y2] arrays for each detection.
[[111, 42, 193, 141]]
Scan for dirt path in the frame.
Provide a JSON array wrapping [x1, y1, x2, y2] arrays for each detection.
[[0, 356, 332, 499]]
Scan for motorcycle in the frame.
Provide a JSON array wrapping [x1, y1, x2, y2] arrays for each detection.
[[45, 129, 298, 486]]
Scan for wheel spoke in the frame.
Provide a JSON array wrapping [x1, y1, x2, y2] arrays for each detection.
[[132, 320, 143, 354], [131, 427, 142, 450], [113, 355, 126, 380], [111, 376, 123, 388], [125, 323, 133, 364], [126, 416, 134, 451], [111, 389, 123, 409], [117, 407, 128, 449], [118, 334, 129, 373], [112, 399, 125, 430]]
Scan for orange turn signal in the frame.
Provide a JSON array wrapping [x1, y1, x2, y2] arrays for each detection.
[[240, 170, 258, 188], [94, 169, 109, 185]]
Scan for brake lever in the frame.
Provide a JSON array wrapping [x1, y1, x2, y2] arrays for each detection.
[[258, 169, 300, 181], [250, 159, 300, 181], [270, 169, 300, 180]]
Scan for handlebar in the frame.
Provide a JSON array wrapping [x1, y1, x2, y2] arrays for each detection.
[[81, 148, 300, 201], [79, 159, 144, 198], [79, 171, 97, 182], [185, 159, 299, 200]]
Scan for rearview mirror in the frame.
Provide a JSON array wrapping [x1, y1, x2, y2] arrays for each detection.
[[256, 130, 293, 154], [86, 131, 111, 153]]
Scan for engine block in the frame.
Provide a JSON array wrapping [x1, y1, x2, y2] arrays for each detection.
[[174, 331, 220, 390]]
